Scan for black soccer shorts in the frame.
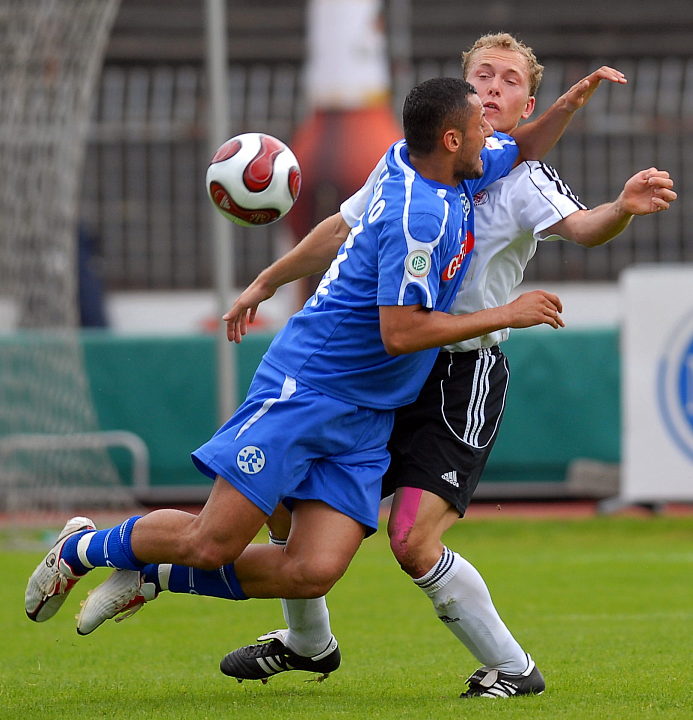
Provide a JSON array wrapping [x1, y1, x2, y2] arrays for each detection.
[[382, 346, 509, 516]]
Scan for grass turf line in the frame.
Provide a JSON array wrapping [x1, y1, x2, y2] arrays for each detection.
[[2, 516, 691, 719]]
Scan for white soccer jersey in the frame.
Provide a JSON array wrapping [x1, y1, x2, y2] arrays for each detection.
[[341, 159, 586, 353], [446, 160, 585, 351]]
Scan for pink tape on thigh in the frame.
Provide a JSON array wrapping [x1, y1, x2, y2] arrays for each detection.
[[389, 486, 423, 545]]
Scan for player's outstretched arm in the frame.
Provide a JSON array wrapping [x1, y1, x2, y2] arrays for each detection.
[[511, 66, 627, 162], [380, 290, 564, 355], [548, 168, 677, 247], [223, 212, 350, 343]]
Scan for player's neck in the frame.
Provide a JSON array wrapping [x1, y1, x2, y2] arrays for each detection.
[[409, 153, 457, 188]]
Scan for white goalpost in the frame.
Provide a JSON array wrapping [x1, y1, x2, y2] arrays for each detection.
[[0, 0, 141, 524]]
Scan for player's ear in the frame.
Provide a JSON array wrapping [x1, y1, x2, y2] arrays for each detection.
[[522, 95, 536, 120], [442, 129, 461, 152]]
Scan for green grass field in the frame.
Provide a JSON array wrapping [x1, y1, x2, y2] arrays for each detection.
[[2, 515, 691, 720]]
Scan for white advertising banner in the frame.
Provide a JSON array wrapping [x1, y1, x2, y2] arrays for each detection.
[[622, 265, 693, 502]]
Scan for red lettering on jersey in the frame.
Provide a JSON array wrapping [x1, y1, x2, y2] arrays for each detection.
[[442, 231, 475, 281]]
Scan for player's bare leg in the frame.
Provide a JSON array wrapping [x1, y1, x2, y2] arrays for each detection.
[[70, 478, 270, 634], [214, 502, 337, 681], [28, 477, 268, 632], [219, 500, 357, 680], [262, 504, 334, 659], [130, 477, 269, 568], [388, 486, 544, 697], [75, 499, 351, 666], [236, 500, 365, 597]]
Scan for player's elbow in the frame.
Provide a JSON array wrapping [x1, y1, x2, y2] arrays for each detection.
[[380, 305, 430, 355], [383, 341, 407, 356], [381, 330, 411, 356], [582, 234, 613, 248], [570, 231, 610, 248]]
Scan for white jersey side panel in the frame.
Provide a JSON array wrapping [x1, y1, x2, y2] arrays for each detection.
[[340, 155, 387, 226], [446, 160, 586, 352], [341, 159, 585, 353]]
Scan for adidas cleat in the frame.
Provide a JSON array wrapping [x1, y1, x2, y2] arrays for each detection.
[[460, 655, 545, 698], [76, 568, 157, 635], [25, 516, 96, 622], [220, 629, 341, 682]]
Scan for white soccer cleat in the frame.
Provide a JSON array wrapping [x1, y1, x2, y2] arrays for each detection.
[[76, 568, 157, 635], [25, 516, 96, 622]]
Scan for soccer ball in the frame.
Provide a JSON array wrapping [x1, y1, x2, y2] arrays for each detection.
[[206, 132, 301, 227]]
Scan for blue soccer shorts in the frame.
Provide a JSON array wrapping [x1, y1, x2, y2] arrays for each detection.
[[191, 361, 394, 534]]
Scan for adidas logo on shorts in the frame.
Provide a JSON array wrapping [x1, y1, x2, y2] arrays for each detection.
[[441, 471, 459, 487]]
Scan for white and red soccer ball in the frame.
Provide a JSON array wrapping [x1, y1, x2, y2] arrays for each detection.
[[206, 132, 301, 226]]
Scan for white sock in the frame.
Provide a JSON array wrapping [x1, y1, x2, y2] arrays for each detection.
[[413, 546, 529, 673], [269, 533, 333, 657], [280, 597, 333, 657]]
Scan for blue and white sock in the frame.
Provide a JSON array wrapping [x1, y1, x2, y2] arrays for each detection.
[[61, 516, 144, 574], [141, 563, 247, 600]]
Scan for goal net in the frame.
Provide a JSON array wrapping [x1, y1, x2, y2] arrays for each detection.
[[0, 0, 139, 529]]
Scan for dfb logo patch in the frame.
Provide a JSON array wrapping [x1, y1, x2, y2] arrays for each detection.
[[236, 446, 266, 474], [405, 249, 431, 278]]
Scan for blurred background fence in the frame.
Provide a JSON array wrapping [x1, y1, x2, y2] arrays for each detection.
[[80, 0, 693, 291]]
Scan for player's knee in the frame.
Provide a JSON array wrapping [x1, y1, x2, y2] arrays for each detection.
[[299, 564, 342, 597], [176, 529, 240, 571], [186, 543, 233, 570], [288, 556, 345, 597], [389, 524, 442, 578], [389, 526, 423, 576], [195, 545, 237, 571]]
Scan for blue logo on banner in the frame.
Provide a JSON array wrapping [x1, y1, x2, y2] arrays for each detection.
[[657, 312, 693, 461]]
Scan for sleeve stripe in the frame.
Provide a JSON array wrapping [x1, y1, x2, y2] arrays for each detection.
[[537, 161, 587, 210], [526, 163, 582, 221]]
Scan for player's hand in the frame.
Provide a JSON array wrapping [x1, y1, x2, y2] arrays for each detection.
[[223, 280, 276, 343], [560, 66, 627, 112], [505, 290, 565, 330], [618, 168, 677, 215]]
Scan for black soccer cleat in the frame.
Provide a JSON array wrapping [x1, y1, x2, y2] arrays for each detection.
[[460, 655, 545, 698], [220, 629, 341, 683]]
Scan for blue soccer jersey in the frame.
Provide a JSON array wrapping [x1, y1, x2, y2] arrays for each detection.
[[264, 136, 518, 410]]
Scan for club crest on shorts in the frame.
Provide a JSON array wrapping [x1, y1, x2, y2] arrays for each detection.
[[405, 249, 431, 278], [236, 445, 266, 474]]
